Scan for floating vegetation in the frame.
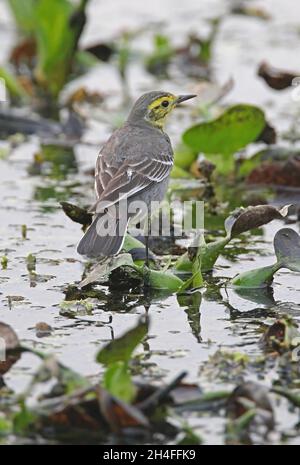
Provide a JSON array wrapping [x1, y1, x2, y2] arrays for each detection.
[[1, 0, 300, 447]]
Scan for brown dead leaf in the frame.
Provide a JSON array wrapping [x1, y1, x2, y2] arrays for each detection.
[[258, 61, 298, 90], [247, 155, 300, 187], [0, 322, 20, 376], [10, 38, 37, 67], [225, 204, 290, 238], [97, 386, 149, 433], [66, 87, 104, 106]]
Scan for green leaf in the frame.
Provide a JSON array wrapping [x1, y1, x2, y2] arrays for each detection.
[[231, 228, 300, 288], [37, 0, 88, 97], [177, 205, 290, 274], [143, 268, 184, 291], [123, 234, 146, 252], [7, 0, 37, 33], [231, 263, 280, 288], [96, 318, 148, 365], [191, 233, 205, 288], [175, 252, 193, 273], [103, 361, 136, 403], [171, 165, 193, 179], [8, 0, 88, 98], [13, 400, 37, 435], [0, 415, 12, 436], [183, 104, 266, 173], [0, 66, 29, 100], [200, 236, 231, 272], [174, 142, 197, 170], [34, 0, 76, 96]]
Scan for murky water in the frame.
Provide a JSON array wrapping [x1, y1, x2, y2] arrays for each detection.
[[1, 0, 300, 445]]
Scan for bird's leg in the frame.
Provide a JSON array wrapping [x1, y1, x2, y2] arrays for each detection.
[[145, 212, 150, 268]]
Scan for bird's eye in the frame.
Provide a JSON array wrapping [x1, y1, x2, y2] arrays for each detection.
[[161, 100, 169, 108]]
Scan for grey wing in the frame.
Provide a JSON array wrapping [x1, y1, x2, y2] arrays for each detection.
[[97, 155, 173, 208], [92, 126, 173, 212], [94, 151, 117, 200], [94, 127, 128, 200]]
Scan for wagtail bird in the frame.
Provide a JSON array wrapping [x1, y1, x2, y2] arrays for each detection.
[[77, 91, 196, 259]]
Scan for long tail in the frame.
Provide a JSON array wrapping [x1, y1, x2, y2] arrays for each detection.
[[77, 214, 129, 258]]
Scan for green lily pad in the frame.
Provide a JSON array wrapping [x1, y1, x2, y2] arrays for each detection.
[[173, 142, 197, 170], [183, 104, 266, 156]]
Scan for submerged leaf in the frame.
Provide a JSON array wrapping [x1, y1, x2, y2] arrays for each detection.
[[96, 318, 148, 365]]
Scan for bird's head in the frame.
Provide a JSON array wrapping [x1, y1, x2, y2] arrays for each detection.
[[127, 91, 196, 129]]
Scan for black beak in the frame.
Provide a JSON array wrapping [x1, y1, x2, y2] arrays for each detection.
[[176, 94, 197, 104]]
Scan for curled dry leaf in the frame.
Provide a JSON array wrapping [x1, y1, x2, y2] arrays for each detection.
[[225, 204, 290, 238], [258, 61, 298, 90], [60, 201, 92, 227], [274, 228, 300, 272], [0, 322, 21, 376]]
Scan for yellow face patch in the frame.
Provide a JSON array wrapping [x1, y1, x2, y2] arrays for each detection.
[[148, 95, 176, 110], [147, 94, 177, 128]]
